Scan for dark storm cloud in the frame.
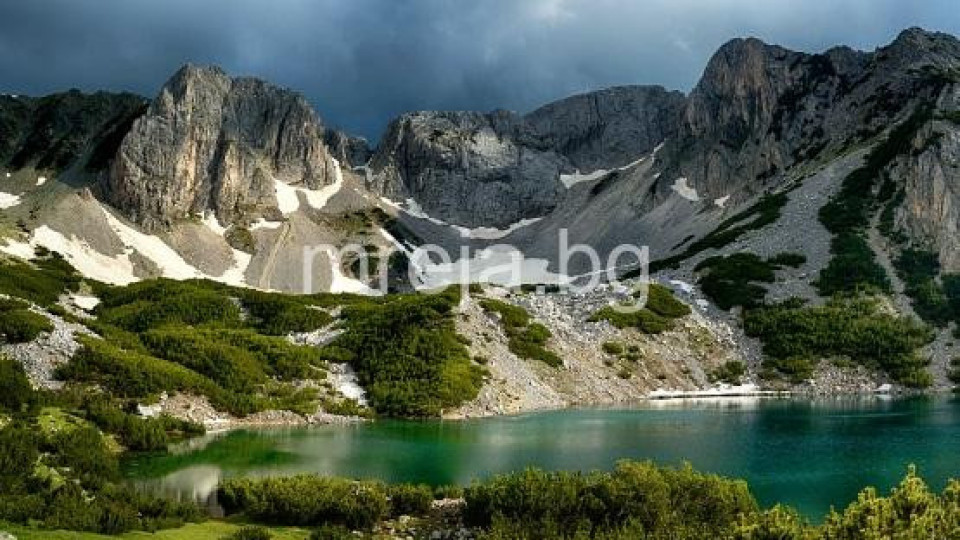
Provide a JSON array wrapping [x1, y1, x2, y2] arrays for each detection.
[[1, 0, 959, 141]]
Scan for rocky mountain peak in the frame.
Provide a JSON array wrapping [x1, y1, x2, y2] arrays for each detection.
[[104, 63, 336, 230], [875, 27, 960, 71]]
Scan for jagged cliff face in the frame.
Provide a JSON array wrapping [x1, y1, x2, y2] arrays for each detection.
[[367, 86, 685, 228], [525, 85, 685, 172], [368, 110, 567, 228], [0, 90, 146, 172], [656, 29, 960, 210], [104, 65, 336, 231]]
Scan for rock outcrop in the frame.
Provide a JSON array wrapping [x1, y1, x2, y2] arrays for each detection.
[[524, 85, 685, 172], [655, 28, 960, 210], [0, 90, 146, 172], [104, 65, 336, 230], [367, 87, 685, 228], [324, 129, 372, 168], [368, 110, 567, 228]]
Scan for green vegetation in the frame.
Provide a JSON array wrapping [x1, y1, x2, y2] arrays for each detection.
[[601, 341, 624, 355], [708, 361, 747, 385], [0, 251, 81, 306], [588, 284, 690, 333], [744, 296, 933, 386], [816, 111, 931, 296], [696, 253, 776, 310], [218, 476, 391, 530], [0, 358, 206, 535], [480, 298, 561, 367], [464, 461, 756, 539], [768, 252, 807, 268], [324, 288, 486, 417], [0, 302, 52, 343], [636, 192, 790, 275], [894, 249, 954, 325]]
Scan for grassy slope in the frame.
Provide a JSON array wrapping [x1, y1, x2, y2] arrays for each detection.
[[1, 521, 310, 540]]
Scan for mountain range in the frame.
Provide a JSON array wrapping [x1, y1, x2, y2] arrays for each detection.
[[3, 27, 960, 401]]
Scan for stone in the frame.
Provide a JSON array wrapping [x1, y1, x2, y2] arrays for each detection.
[[104, 64, 336, 230]]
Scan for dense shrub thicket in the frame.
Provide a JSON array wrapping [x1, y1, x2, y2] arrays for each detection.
[[480, 298, 561, 367], [744, 296, 933, 386], [0, 302, 52, 343], [0, 359, 205, 535], [0, 251, 81, 306], [325, 287, 486, 417], [695, 253, 777, 310], [464, 461, 757, 539]]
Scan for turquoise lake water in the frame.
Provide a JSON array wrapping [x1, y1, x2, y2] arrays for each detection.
[[123, 396, 960, 519]]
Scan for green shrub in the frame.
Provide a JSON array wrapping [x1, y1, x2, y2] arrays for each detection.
[[94, 279, 242, 332], [696, 253, 775, 310], [481, 299, 561, 367], [141, 326, 268, 392], [387, 483, 434, 517], [744, 296, 932, 385], [768, 252, 807, 268], [0, 254, 81, 306], [330, 288, 484, 417], [222, 525, 272, 540], [0, 308, 53, 343], [709, 361, 747, 385], [602, 341, 625, 355], [589, 306, 674, 334], [0, 357, 38, 415], [239, 290, 332, 335], [464, 461, 757, 538], [642, 283, 692, 318], [218, 475, 390, 530], [479, 298, 531, 328]]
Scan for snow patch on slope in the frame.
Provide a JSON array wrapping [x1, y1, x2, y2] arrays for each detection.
[[274, 157, 344, 215], [671, 178, 700, 202], [32, 225, 138, 284], [0, 192, 22, 209]]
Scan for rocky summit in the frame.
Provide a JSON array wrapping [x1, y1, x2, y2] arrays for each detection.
[[104, 64, 338, 231]]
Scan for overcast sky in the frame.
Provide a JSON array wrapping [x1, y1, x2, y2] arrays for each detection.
[[2, 0, 959, 141]]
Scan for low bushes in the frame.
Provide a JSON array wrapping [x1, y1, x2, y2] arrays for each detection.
[[0, 297, 53, 343], [709, 361, 747, 385], [696, 253, 776, 310], [744, 296, 933, 386], [589, 306, 674, 334], [464, 461, 757, 538], [480, 298, 561, 367], [328, 288, 485, 417], [218, 475, 391, 529], [0, 357, 38, 415]]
